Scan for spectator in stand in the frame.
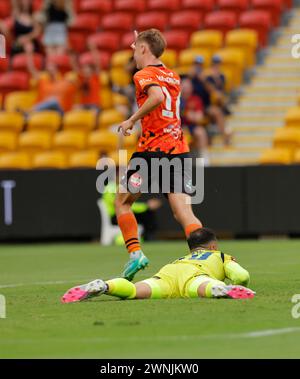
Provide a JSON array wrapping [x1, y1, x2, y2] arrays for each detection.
[[0, 0, 42, 56], [205, 55, 231, 116], [39, 0, 74, 56], [189, 56, 231, 145], [70, 51, 101, 113], [180, 77, 209, 165], [26, 54, 77, 114]]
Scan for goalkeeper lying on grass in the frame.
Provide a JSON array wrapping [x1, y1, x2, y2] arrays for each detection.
[[62, 228, 255, 303]]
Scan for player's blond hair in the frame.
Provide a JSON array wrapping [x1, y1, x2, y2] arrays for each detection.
[[137, 29, 166, 58]]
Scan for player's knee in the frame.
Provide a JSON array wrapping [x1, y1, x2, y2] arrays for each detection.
[[135, 282, 152, 299]]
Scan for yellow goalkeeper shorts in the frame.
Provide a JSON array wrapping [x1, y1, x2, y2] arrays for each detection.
[[141, 263, 214, 299]]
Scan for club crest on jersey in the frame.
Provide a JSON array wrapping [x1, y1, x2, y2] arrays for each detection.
[[129, 173, 143, 189]]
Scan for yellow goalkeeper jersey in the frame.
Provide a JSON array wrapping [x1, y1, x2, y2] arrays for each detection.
[[172, 249, 242, 283]]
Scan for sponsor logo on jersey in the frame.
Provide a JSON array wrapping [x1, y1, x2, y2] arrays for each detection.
[[139, 77, 153, 86], [156, 75, 180, 85]]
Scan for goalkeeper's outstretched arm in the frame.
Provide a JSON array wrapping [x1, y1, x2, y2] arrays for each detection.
[[224, 259, 250, 286]]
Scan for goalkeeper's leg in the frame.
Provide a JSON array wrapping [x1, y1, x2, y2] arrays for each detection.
[[186, 275, 255, 299], [62, 277, 166, 303]]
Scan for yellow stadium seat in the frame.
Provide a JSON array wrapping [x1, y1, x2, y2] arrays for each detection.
[[53, 130, 87, 154], [273, 128, 300, 151], [285, 107, 300, 128], [4, 91, 37, 112], [110, 68, 131, 87], [98, 109, 125, 129], [190, 30, 223, 54], [107, 150, 131, 166], [100, 71, 110, 87], [63, 110, 96, 132], [113, 93, 129, 107], [176, 48, 212, 75], [119, 133, 138, 149], [225, 29, 258, 68], [214, 48, 246, 87], [260, 148, 293, 165], [100, 88, 113, 109], [88, 130, 119, 152], [69, 150, 99, 168], [161, 49, 177, 68], [220, 67, 234, 92], [33, 151, 68, 169], [293, 149, 300, 164], [0, 112, 24, 133], [0, 152, 31, 169], [27, 111, 62, 133], [0, 132, 18, 152], [18, 131, 53, 154], [111, 50, 132, 68]]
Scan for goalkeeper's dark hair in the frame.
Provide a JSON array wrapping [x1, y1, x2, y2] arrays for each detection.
[[187, 228, 217, 250]]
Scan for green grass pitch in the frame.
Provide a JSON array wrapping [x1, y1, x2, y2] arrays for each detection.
[[0, 240, 300, 358]]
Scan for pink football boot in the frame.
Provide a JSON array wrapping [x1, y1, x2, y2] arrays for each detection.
[[61, 279, 107, 303], [211, 284, 255, 299]]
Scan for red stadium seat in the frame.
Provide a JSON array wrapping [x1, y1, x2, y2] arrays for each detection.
[[114, 0, 146, 14], [79, 51, 111, 70], [147, 0, 180, 12], [11, 53, 44, 72], [239, 10, 271, 46], [217, 0, 249, 16], [136, 12, 168, 31], [252, 0, 283, 27], [88, 32, 120, 53], [0, 1, 11, 18], [282, 0, 292, 9], [0, 57, 9, 72], [120, 32, 136, 50], [69, 13, 101, 34], [204, 11, 238, 36], [79, 0, 113, 14], [169, 11, 203, 34], [33, 0, 43, 12], [68, 31, 87, 53], [182, 0, 215, 14], [101, 13, 134, 34], [164, 31, 190, 52], [0, 72, 30, 93], [47, 54, 72, 74]]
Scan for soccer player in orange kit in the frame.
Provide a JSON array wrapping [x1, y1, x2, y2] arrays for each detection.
[[116, 29, 203, 280]]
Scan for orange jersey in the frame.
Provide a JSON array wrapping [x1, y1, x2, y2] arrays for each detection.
[[133, 65, 189, 154]]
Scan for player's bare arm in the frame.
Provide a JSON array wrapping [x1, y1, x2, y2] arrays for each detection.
[[118, 86, 164, 136]]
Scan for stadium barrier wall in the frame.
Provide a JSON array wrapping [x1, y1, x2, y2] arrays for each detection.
[[0, 166, 300, 241]]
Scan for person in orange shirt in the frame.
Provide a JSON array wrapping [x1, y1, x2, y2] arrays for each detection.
[[27, 55, 77, 115], [116, 29, 203, 281]]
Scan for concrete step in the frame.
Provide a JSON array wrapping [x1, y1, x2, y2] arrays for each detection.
[[255, 72, 300, 78], [232, 127, 279, 134], [252, 76, 300, 84], [209, 146, 263, 154], [233, 135, 273, 142], [255, 66, 300, 74], [241, 94, 297, 102], [261, 62, 300, 69], [238, 101, 295, 107], [235, 105, 290, 112], [233, 141, 272, 149], [228, 120, 283, 128], [245, 86, 298, 94], [227, 113, 285, 122]]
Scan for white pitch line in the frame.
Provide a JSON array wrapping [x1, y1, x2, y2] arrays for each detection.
[[0, 328, 299, 346], [0, 279, 93, 289]]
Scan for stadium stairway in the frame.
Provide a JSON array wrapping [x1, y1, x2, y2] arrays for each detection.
[[209, 6, 300, 166]]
